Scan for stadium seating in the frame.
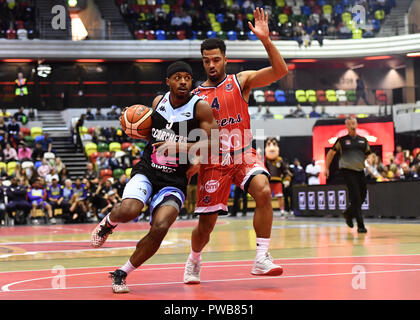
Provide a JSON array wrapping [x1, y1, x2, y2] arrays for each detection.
[[30, 127, 43, 138], [274, 90, 286, 104], [336, 90, 348, 103], [264, 90, 275, 103], [316, 90, 327, 104], [98, 142, 109, 152], [295, 90, 307, 104], [376, 90, 387, 104], [84, 142, 98, 157], [306, 90, 317, 104], [346, 90, 357, 103], [109, 142, 122, 152], [326, 90, 338, 103], [253, 90, 265, 104]]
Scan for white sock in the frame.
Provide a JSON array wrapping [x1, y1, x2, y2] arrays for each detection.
[[189, 250, 201, 262], [106, 214, 118, 227], [256, 238, 270, 260], [119, 260, 136, 275]]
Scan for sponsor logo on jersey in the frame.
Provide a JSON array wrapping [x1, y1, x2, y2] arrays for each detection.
[[205, 180, 220, 193], [181, 112, 191, 117]]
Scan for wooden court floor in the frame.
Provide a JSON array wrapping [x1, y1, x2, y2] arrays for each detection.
[[1, 215, 420, 300]]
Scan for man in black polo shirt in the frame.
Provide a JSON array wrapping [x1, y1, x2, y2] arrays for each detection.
[[325, 117, 372, 233]]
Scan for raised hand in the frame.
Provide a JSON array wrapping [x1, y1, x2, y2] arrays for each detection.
[[248, 7, 270, 41]]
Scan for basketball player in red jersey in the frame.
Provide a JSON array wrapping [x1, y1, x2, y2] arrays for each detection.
[[184, 8, 288, 283]]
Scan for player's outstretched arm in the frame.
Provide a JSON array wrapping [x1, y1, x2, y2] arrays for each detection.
[[238, 7, 288, 99]]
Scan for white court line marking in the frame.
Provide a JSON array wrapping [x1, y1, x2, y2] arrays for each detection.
[[2, 262, 420, 293], [2, 267, 420, 293], [2, 253, 420, 274]]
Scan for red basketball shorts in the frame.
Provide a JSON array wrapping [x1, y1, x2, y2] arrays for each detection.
[[269, 182, 283, 197], [195, 148, 269, 215]]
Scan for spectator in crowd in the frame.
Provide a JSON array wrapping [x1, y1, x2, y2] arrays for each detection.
[[365, 153, 381, 182], [70, 177, 88, 223], [55, 157, 65, 173], [3, 143, 18, 162], [95, 107, 106, 120], [27, 177, 55, 224], [13, 106, 27, 124], [7, 117, 20, 148], [6, 177, 31, 225], [263, 106, 274, 120], [61, 178, 74, 223], [46, 177, 64, 218], [251, 105, 264, 120], [362, 19, 375, 38], [309, 105, 321, 118], [98, 190, 121, 219], [108, 151, 121, 171], [293, 104, 306, 118], [85, 162, 98, 183], [320, 106, 330, 118], [91, 176, 111, 218], [0, 117, 8, 143], [74, 114, 86, 152], [86, 107, 95, 120], [399, 163, 419, 181], [17, 142, 32, 161], [28, 108, 36, 120], [305, 159, 321, 185], [40, 133, 53, 153], [284, 108, 296, 118], [113, 174, 127, 198], [37, 159, 52, 179], [107, 105, 120, 120], [394, 145, 405, 166], [0, 180, 6, 225], [355, 76, 369, 105], [45, 167, 60, 185], [59, 167, 70, 184], [290, 158, 306, 185], [32, 142, 44, 162]]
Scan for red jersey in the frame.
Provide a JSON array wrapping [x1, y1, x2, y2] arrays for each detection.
[[193, 74, 253, 153]]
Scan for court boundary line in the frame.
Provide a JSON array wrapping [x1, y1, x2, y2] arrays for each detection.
[[2, 264, 420, 294], [2, 253, 420, 274]]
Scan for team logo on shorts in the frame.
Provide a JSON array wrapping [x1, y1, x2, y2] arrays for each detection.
[[205, 180, 220, 193], [203, 195, 211, 204], [225, 83, 233, 92]]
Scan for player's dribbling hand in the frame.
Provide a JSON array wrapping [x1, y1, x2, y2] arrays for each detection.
[[248, 7, 269, 41], [152, 141, 179, 156]]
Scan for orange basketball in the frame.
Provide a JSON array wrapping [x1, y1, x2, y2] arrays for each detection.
[[120, 104, 153, 139]]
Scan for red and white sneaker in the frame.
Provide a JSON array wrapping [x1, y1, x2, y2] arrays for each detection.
[[91, 215, 117, 248], [109, 269, 130, 293], [251, 252, 283, 276]]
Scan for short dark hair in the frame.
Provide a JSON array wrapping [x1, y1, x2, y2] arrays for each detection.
[[200, 38, 226, 55]]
